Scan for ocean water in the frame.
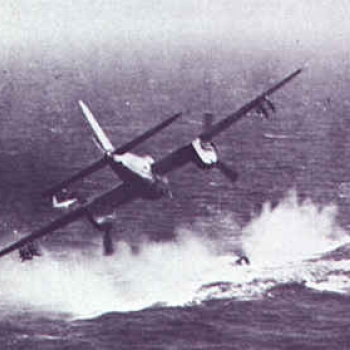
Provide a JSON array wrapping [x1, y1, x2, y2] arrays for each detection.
[[0, 51, 350, 349], [0, 192, 350, 349]]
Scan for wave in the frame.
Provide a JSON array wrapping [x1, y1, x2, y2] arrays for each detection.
[[0, 190, 349, 319]]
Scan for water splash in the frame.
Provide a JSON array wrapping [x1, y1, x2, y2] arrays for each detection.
[[0, 190, 349, 318], [242, 190, 349, 267], [0, 233, 224, 318]]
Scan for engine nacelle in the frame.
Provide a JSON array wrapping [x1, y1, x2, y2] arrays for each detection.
[[142, 155, 156, 165], [191, 138, 218, 168]]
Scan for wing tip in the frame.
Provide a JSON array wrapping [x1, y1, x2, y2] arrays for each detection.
[[174, 111, 182, 120]]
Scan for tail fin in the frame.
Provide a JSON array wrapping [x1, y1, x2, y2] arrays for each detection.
[[78, 100, 115, 153]]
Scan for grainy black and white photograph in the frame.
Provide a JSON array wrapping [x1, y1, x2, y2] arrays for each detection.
[[0, 1, 349, 349]]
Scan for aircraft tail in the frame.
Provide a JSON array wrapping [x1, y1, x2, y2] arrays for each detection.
[[43, 108, 182, 198], [78, 100, 115, 153]]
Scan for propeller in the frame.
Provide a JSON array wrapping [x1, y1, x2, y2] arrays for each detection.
[[203, 112, 214, 132], [264, 97, 276, 113], [202, 113, 238, 184], [216, 160, 238, 183], [85, 211, 115, 255], [255, 97, 276, 119], [95, 217, 115, 256], [256, 104, 269, 119], [103, 228, 114, 256]]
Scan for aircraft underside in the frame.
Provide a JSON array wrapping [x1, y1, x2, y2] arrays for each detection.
[[0, 68, 302, 262]]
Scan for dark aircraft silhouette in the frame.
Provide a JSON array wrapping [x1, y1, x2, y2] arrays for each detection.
[[0, 68, 302, 260]]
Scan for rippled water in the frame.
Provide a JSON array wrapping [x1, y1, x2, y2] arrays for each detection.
[[1, 52, 350, 348]]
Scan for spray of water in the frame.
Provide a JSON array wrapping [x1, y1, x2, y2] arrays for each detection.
[[243, 190, 349, 267], [0, 190, 349, 319], [0, 233, 223, 318]]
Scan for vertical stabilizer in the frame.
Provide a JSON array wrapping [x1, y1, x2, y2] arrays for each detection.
[[78, 100, 115, 153]]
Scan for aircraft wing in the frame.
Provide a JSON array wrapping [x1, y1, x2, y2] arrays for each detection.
[[153, 68, 302, 175], [152, 144, 195, 175], [43, 157, 109, 198], [114, 112, 182, 154], [43, 112, 182, 197], [200, 68, 302, 141], [0, 183, 137, 259]]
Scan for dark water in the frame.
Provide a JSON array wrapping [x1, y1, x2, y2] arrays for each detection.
[[1, 284, 350, 349], [0, 48, 350, 349]]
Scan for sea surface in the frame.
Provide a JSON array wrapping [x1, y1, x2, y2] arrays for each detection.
[[0, 51, 350, 349]]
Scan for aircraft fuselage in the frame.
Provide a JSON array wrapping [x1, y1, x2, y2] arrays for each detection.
[[108, 138, 219, 199], [111, 152, 171, 199]]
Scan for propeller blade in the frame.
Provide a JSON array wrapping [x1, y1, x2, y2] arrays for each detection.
[[103, 228, 114, 256], [264, 97, 276, 113], [203, 113, 214, 132], [216, 161, 238, 183], [256, 104, 269, 119]]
